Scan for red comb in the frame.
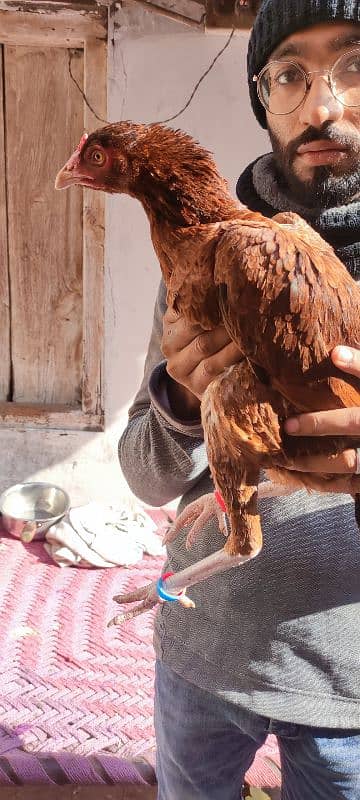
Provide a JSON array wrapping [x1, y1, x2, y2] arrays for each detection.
[[77, 133, 88, 151]]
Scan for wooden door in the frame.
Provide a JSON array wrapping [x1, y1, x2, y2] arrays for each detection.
[[3, 45, 84, 404], [0, 6, 106, 430]]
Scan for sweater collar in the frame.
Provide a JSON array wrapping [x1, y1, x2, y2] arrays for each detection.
[[236, 154, 360, 281]]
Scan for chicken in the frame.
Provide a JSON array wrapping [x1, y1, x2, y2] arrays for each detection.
[[55, 122, 360, 622]]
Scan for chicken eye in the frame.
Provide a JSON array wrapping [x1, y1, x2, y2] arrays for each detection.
[[88, 148, 106, 166]]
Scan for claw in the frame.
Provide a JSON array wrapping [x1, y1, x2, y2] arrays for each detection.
[[113, 583, 154, 604], [185, 498, 227, 550], [164, 492, 227, 549], [108, 581, 159, 626], [108, 601, 156, 625], [163, 503, 200, 544], [108, 575, 195, 627]]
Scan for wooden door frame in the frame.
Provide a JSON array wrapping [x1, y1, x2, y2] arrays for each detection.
[[0, 5, 107, 431]]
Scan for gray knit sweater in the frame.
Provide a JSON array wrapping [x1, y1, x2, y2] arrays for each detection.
[[118, 163, 360, 728]]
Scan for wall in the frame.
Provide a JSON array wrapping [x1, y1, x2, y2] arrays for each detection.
[[0, 5, 268, 507]]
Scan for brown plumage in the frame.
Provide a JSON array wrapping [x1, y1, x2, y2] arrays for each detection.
[[56, 122, 360, 562]]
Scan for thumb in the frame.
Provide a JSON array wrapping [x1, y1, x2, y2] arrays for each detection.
[[331, 346, 360, 378]]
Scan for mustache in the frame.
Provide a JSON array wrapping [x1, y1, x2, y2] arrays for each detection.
[[286, 124, 360, 163]]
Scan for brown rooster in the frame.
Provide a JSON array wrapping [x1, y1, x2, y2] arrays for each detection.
[[56, 122, 360, 621]]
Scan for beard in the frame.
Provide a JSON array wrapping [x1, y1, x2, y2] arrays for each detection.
[[268, 123, 360, 209]]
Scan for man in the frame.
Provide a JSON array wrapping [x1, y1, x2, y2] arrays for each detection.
[[119, 1, 360, 797]]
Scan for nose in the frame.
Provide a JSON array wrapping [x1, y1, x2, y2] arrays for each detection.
[[299, 75, 344, 128]]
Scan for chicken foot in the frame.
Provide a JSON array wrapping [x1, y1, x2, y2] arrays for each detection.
[[164, 491, 229, 550], [108, 546, 259, 626], [108, 473, 298, 626], [107, 471, 301, 627]]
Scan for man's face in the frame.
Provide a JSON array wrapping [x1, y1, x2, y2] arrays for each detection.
[[265, 22, 360, 207]]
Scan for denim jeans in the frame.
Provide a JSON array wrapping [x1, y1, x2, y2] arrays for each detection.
[[154, 660, 360, 800]]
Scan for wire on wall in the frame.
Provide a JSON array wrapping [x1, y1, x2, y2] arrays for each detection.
[[67, 27, 235, 128]]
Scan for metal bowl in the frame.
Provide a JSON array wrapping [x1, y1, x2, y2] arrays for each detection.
[[0, 482, 70, 542]]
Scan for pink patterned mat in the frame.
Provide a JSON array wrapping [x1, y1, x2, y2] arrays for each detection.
[[0, 510, 280, 789]]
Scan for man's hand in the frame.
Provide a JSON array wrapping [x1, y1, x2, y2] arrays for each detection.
[[284, 346, 360, 476], [161, 307, 243, 420]]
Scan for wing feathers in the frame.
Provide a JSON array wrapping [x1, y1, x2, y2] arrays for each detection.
[[215, 215, 360, 378]]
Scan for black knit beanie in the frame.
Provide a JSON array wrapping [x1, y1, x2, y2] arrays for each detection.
[[248, 0, 360, 129]]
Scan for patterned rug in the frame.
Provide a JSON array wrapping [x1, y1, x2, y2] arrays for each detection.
[[0, 510, 280, 789]]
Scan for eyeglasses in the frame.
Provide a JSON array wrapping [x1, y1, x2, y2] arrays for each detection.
[[253, 48, 360, 115]]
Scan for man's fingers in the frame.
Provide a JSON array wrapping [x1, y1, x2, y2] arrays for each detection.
[[287, 448, 358, 474], [285, 407, 360, 436], [165, 328, 238, 378], [162, 314, 204, 356], [284, 346, 360, 436], [165, 332, 228, 379], [166, 339, 242, 398], [163, 320, 229, 359], [190, 342, 243, 396], [331, 346, 360, 378], [281, 470, 360, 495]]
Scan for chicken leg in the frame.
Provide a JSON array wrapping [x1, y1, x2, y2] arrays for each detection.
[[165, 360, 289, 559], [108, 363, 297, 626], [108, 477, 296, 626]]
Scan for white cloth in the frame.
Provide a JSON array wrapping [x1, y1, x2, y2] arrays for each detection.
[[44, 501, 165, 568]]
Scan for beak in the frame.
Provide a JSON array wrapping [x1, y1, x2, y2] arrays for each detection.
[[55, 165, 81, 190], [55, 146, 90, 190]]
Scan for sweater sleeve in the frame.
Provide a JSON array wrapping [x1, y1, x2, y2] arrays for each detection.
[[118, 280, 209, 506]]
